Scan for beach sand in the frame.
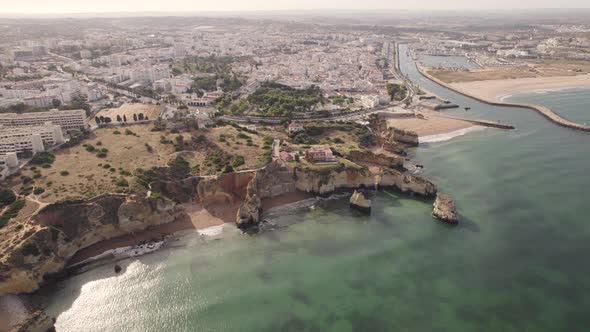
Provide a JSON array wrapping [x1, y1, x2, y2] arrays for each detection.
[[387, 112, 474, 136], [451, 74, 590, 101], [68, 193, 313, 266], [68, 203, 238, 265]]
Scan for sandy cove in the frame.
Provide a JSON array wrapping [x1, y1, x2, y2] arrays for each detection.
[[68, 193, 312, 266], [451, 74, 590, 102]]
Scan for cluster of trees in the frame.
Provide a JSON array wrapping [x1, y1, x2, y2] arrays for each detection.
[[330, 95, 354, 106], [246, 82, 324, 116], [95, 113, 148, 124], [386, 83, 407, 101]]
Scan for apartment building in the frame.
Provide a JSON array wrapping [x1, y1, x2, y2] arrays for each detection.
[[0, 122, 64, 155], [0, 109, 87, 133]]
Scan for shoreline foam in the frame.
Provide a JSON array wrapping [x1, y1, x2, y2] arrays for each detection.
[[420, 126, 486, 143]]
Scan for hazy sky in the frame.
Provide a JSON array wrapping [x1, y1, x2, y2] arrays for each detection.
[[2, 0, 590, 13]]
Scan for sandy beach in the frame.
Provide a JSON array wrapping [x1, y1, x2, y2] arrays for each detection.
[[68, 193, 314, 266], [387, 111, 474, 136], [452, 74, 590, 101], [68, 203, 237, 265]]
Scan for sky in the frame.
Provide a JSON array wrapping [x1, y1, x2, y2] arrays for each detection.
[[2, 0, 590, 14]]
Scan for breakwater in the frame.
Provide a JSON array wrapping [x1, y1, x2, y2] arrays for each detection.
[[416, 63, 590, 132]]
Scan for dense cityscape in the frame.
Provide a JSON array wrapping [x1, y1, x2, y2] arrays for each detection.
[[1, 8, 590, 331]]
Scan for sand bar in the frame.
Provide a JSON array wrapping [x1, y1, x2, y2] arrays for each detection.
[[451, 74, 590, 102]]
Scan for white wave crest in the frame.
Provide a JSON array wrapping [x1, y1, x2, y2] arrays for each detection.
[[420, 126, 486, 144]]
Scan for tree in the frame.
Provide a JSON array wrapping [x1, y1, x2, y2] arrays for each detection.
[[51, 99, 62, 108], [133, 114, 138, 121], [138, 113, 144, 121], [123, 115, 127, 122], [0, 188, 16, 207], [386, 83, 401, 101], [116, 115, 122, 122]]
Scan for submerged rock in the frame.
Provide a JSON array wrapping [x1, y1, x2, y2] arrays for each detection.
[[114, 265, 122, 274], [11, 309, 55, 332], [350, 190, 371, 214], [432, 193, 459, 224]]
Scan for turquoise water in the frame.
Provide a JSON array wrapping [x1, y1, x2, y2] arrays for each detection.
[[509, 88, 590, 125], [41, 46, 590, 331]]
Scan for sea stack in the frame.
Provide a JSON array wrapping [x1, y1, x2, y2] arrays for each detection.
[[350, 190, 371, 214], [432, 193, 459, 224]]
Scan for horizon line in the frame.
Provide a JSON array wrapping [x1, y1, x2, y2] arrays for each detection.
[[2, 7, 590, 17]]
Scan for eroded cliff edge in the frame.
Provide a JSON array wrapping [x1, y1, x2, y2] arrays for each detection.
[[0, 194, 187, 295], [0, 155, 439, 296]]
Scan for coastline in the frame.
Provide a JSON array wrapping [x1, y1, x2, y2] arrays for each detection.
[[387, 112, 474, 137], [417, 63, 590, 132], [450, 74, 590, 102], [69, 193, 313, 267]]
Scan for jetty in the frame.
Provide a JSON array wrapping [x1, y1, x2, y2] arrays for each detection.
[[415, 63, 590, 133], [419, 112, 515, 130]]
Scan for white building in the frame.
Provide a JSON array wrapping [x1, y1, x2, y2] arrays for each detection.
[[0, 122, 64, 156], [0, 109, 87, 133]]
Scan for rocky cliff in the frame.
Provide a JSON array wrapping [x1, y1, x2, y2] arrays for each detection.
[[236, 161, 437, 226], [0, 194, 188, 295], [391, 127, 419, 146], [348, 150, 404, 170]]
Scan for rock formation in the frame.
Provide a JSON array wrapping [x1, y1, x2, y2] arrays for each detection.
[[432, 193, 459, 224], [390, 127, 419, 146], [10, 309, 55, 332], [0, 195, 188, 295], [348, 150, 404, 170], [349, 190, 371, 213]]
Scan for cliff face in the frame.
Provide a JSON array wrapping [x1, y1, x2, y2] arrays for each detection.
[[236, 161, 437, 226], [0, 195, 187, 295], [348, 150, 404, 170], [391, 128, 419, 146], [150, 171, 255, 206]]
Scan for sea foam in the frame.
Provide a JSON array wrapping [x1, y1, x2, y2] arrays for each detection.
[[420, 126, 486, 144]]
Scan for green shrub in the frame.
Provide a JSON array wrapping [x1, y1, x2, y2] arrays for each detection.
[[0, 188, 16, 207], [0, 199, 26, 227], [115, 178, 129, 187], [30, 152, 55, 165], [96, 151, 107, 158], [85, 145, 96, 152], [21, 241, 40, 256], [103, 164, 111, 169], [60, 170, 69, 176], [113, 130, 121, 134], [41, 163, 51, 169], [33, 188, 45, 195], [232, 156, 245, 168]]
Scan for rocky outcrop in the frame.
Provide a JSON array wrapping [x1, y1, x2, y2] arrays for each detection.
[[294, 165, 436, 197], [350, 190, 371, 213], [10, 309, 54, 332], [236, 194, 261, 226], [348, 150, 404, 170], [0, 194, 188, 295], [432, 193, 459, 224], [391, 127, 419, 146]]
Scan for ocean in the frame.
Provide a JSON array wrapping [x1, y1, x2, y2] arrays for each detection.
[[38, 48, 590, 331]]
